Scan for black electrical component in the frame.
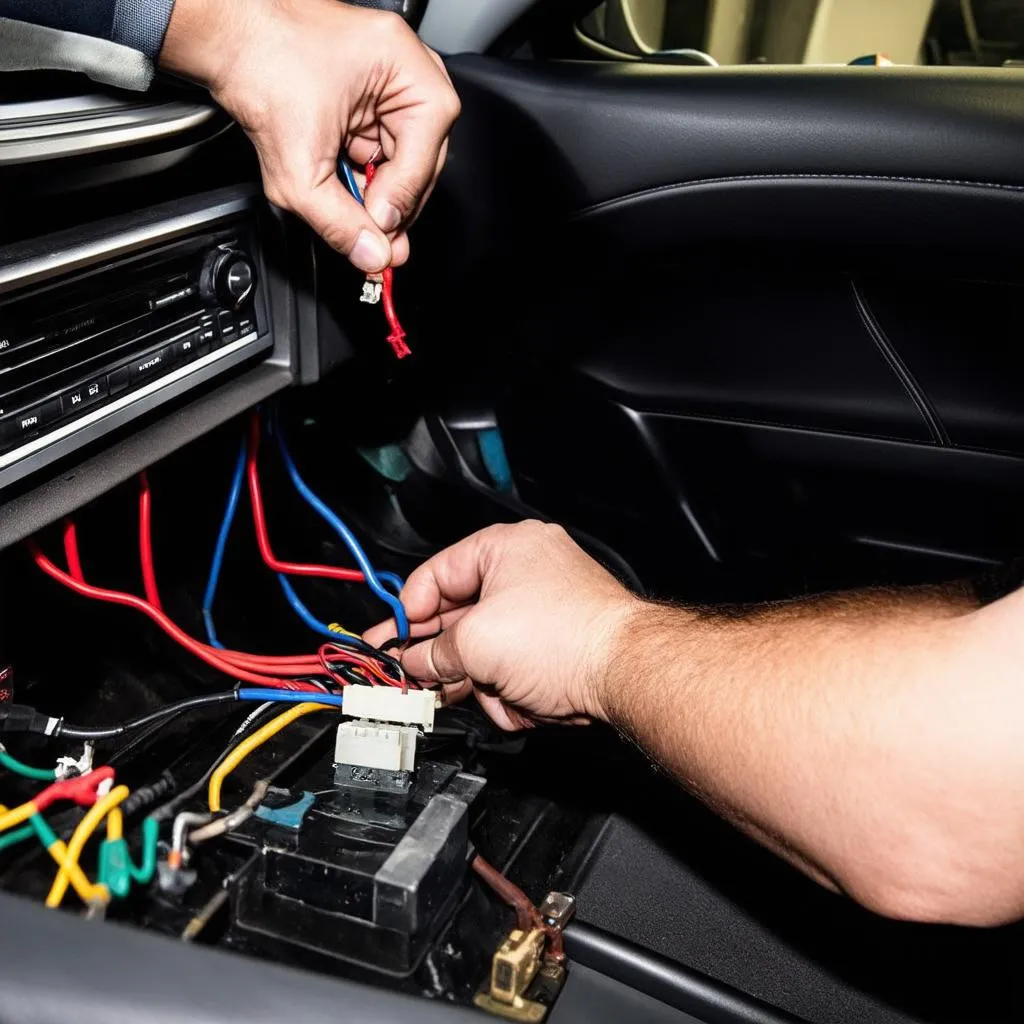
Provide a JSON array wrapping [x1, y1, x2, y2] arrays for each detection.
[[217, 751, 485, 974]]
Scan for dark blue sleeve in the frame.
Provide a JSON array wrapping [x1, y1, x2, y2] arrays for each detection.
[[0, 0, 176, 58]]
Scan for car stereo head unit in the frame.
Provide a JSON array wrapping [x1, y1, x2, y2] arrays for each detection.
[[0, 190, 273, 491]]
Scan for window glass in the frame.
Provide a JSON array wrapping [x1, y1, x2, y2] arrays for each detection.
[[574, 0, 1024, 67]]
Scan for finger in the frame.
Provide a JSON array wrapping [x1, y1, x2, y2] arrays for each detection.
[[400, 141, 448, 235], [364, 97, 457, 234], [397, 529, 506, 625], [347, 135, 383, 167], [474, 690, 533, 732], [401, 620, 470, 683], [390, 231, 410, 267], [441, 678, 473, 705], [363, 602, 470, 648], [284, 169, 392, 273]]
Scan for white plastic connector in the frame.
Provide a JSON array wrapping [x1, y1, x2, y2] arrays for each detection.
[[55, 741, 94, 780], [342, 685, 437, 732], [335, 721, 419, 771]]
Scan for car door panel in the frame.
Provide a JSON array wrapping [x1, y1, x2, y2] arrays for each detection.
[[405, 57, 1024, 598]]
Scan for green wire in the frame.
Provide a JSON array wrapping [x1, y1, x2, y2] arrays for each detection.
[[0, 824, 34, 852], [0, 748, 56, 782]]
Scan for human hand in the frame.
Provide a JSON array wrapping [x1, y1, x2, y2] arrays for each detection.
[[159, 0, 459, 272], [364, 522, 640, 730]]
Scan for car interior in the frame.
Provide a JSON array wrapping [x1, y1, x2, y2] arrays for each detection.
[[2, 2, 1024, 1023]]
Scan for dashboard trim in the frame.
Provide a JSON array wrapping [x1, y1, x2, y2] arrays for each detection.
[[0, 194, 253, 295], [0, 330, 268, 491]]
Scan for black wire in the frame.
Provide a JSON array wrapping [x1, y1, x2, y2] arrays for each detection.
[[120, 771, 176, 817], [57, 692, 239, 740], [150, 701, 282, 822], [324, 634, 406, 680]]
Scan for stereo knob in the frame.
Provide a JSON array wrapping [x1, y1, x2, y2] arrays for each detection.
[[202, 249, 256, 310]]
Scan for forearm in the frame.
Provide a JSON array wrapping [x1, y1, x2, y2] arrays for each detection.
[[600, 581, 1024, 923]]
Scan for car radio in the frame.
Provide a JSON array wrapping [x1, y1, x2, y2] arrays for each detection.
[[0, 192, 273, 491]]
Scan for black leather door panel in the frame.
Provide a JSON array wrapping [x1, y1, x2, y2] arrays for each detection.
[[449, 58, 1024, 206], [570, 269, 932, 442], [862, 277, 1024, 456], [408, 57, 1024, 598]]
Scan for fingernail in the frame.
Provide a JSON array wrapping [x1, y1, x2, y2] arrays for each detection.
[[350, 230, 388, 273], [369, 199, 402, 233]]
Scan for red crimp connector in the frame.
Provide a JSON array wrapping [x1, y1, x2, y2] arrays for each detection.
[[33, 766, 115, 812], [365, 161, 411, 360]]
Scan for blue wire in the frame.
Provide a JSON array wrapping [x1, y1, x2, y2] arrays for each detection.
[[237, 688, 344, 708], [273, 421, 410, 640], [275, 573, 359, 644], [337, 157, 365, 206], [206, 429, 405, 649], [203, 440, 247, 649]]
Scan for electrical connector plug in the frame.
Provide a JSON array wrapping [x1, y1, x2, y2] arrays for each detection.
[[342, 684, 437, 731], [335, 721, 419, 772]]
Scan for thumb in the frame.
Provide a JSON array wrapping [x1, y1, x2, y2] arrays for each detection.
[[364, 115, 448, 234], [402, 623, 469, 684], [288, 173, 392, 273]]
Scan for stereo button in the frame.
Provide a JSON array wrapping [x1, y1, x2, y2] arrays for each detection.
[[130, 345, 172, 383], [217, 311, 237, 343], [61, 377, 107, 417], [172, 332, 203, 364], [6, 399, 61, 442]]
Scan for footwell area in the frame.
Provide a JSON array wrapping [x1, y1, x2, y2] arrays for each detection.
[[575, 808, 1024, 1024]]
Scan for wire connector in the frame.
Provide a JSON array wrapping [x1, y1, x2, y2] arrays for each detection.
[[342, 684, 437, 731], [335, 721, 418, 772], [55, 742, 94, 780]]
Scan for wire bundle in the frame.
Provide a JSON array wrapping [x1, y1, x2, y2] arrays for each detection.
[[31, 407, 409, 692]]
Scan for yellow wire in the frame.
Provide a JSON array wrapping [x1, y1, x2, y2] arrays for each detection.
[[0, 800, 101, 904], [106, 807, 123, 842], [328, 622, 359, 639], [46, 785, 129, 909], [0, 800, 37, 833], [208, 703, 326, 813], [42, 837, 107, 906]]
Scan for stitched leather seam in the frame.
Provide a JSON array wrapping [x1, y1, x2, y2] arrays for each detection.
[[848, 279, 950, 446], [578, 173, 1024, 216]]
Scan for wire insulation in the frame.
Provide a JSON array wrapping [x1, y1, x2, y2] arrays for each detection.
[[46, 784, 129, 908], [0, 747, 56, 781], [273, 419, 409, 640], [208, 702, 327, 812], [30, 543, 319, 691], [138, 472, 163, 611], [203, 440, 247, 649]]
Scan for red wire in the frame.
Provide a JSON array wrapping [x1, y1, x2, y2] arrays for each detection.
[[138, 471, 163, 611], [245, 414, 366, 583], [32, 541, 319, 691], [63, 520, 85, 582], [364, 160, 410, 360]]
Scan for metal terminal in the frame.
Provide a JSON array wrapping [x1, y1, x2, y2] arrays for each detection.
[[360, 280, 382, 304], [538, 892, 575, 931], [475, 925, 567, 1023]]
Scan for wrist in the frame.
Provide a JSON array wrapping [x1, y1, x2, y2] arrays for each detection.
[[158, 0, 266, 91], [590, 599, 697, 728], [581, 596, 654, 724]]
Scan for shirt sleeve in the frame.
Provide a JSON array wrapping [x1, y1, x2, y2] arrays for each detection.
[[0, 0, 176, 59]]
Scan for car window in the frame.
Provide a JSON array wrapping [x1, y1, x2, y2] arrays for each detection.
[[573, 0, 1024, 67]]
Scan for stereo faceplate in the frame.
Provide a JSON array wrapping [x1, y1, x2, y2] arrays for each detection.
[[0, 196, 272, 491]]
